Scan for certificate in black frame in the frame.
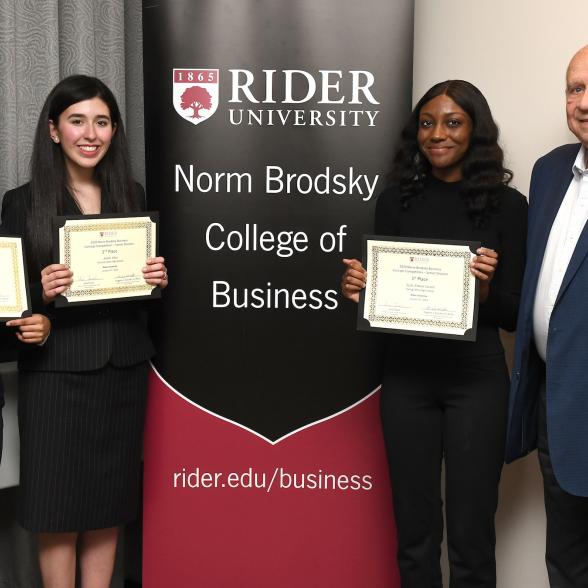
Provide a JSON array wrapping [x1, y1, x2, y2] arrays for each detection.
[[52, 211, 161, 308], [0, 234, 33, 322], [357, 235, 480, 341]]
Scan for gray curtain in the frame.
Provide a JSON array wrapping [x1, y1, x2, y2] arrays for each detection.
[[0, 1, 144, 586], [0, 0, 145, 199]]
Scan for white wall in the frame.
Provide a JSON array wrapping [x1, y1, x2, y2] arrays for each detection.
[[414, 1, 587, 586], [414, 0, 582, 196]]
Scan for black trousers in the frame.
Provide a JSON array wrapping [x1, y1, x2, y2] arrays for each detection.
[[538, 379, 588, 588], [381, 354, 509, 588]]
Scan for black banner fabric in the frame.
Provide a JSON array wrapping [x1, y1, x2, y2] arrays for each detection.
[[142, 2, 413, 585], [143, 0, 413, 441]]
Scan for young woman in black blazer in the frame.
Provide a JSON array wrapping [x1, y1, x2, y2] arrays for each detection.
[[1, 75, 167, 588], [341, 81, 527, 587]]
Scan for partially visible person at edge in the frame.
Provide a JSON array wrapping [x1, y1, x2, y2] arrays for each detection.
[[506, 44, 588, 588], [1, 74, 168, 588], [0, 241, 51, 461], [341, 80, 527, 587]]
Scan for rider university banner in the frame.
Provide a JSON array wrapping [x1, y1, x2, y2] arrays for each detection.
[[142, 1, 413, 585]]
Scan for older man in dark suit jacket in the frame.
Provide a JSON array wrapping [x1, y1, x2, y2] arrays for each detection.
[[506, 45, 588, 587]]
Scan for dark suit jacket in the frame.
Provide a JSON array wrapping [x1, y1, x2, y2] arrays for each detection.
[[506, 143, 588, 496], [0, 325, 16, 462], [0, 227, 18, 462], [1, 183, 155, 372], [0, 325, 13, 461], [0, 225, 18, 404]]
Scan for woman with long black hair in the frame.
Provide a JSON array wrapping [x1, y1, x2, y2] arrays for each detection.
[[342, 80, 527, 587], [1, 75, 167, 588]]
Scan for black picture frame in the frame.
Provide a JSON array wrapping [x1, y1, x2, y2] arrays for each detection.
[[0, 234, 33, 323], [52, 211, 161, 308], [357, 234, 480, 341]]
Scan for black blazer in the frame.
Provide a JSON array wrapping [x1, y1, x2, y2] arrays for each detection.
[[506, 143, 588, 497], [1, 183, 155, 372], [0, 225, 18, 368], [0, 324, 12, 401], [0, 228, 17, 461], [0, 323, 15, 461]]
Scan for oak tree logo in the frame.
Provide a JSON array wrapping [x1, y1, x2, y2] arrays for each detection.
[[181, 86, 212, 119], [173, 69, 219, 126]]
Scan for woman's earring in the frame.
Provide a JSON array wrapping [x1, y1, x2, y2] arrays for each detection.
[[51, 136, 59, 143]]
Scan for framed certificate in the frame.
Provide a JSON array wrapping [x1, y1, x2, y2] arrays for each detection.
[[52, 212, 160, 307], [357, 236, 480, 341], [0, 235, 32, 321]]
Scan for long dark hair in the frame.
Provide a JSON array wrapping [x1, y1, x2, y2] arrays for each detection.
[[27, 75, 140, 270], [391, 80, 512, 228]]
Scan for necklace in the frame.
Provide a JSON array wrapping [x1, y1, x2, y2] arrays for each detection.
[[69, 185, 101, 215]]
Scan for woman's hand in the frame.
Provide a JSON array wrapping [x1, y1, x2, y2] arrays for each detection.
[[470, 247, 498, 303], [41, 264, 73, 304], [6, 314, 51, 344], [143, 257, 169, 290], [341, 258, 367, 304]]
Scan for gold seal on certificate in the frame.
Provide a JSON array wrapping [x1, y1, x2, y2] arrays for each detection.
[[0, 235, 32, 321], [358, 236, 480, 341], [53, 212, 160, 307]]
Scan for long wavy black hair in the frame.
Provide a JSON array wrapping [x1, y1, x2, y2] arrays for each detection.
[[390, 80, 512, 228], [26, 75, 140, 271]]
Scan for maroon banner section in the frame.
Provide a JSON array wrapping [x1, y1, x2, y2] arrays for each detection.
[[143, 369, 399, 587]]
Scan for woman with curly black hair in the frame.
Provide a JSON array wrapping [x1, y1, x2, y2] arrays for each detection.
[[342, 80, 527, 587]]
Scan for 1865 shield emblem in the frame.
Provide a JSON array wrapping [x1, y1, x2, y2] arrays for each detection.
[[172, 69, 219, 126]]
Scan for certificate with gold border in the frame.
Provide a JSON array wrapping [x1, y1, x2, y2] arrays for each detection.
[[53, 212, 160, 307], [0, 235, 32, 321], [357, 236, 479, 341]]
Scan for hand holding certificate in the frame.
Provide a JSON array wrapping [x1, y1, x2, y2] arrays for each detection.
[[52, 212, 160, 307], [0, 235, 32, 321], [357, 236, 480, 340]]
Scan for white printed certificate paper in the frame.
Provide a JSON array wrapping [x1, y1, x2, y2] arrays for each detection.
[[0, 236, 31, 321], [358, 236, 479, 341], [53, 213, 159, 307]]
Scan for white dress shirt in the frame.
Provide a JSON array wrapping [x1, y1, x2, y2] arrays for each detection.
[[533, 146, 588, 360]]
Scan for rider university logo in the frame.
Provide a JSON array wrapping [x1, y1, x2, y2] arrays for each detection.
[[173, 69, 219, 126]]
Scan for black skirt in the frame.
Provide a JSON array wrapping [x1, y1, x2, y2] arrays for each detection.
[[17, 362, 148, 532]]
